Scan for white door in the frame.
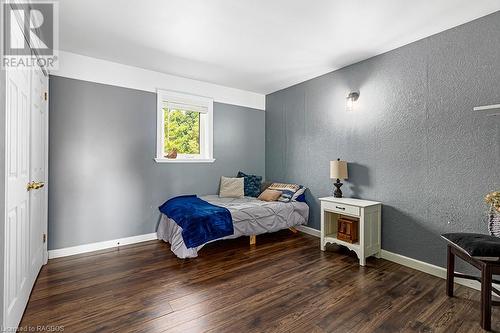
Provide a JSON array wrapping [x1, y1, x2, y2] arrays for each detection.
[[4, 66, 48, 329], [4, 66, 32, 330], [29, 67, 48, 268]]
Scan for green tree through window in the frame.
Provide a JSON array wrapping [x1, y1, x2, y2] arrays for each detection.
[[164, 108, 201, 155]]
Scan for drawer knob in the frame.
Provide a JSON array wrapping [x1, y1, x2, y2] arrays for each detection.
[[335, 206, 345, 210]]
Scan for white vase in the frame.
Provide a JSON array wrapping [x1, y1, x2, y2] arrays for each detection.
[[488, 208, 500, 237]]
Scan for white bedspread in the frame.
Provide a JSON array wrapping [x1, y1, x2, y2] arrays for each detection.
[[157, 195, 309, 258]]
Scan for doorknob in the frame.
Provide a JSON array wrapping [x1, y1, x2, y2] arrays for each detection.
[[27, 181, 45, 191]]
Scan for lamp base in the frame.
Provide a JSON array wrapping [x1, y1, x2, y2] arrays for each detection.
[[333, 179, 343, 198]]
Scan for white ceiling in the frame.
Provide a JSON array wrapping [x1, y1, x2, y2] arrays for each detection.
[[59, 0, 500, 94]]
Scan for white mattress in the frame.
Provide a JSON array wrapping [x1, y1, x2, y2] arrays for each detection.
[[157, 195, 309, 258]]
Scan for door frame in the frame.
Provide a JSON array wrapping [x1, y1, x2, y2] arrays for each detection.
[[42, 70, 49, 265], [0, 66, 6, 330]]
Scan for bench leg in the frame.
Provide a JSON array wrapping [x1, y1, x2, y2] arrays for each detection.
[[481, 263, 492, 331], [446, 244, 455, 297], [250, 235, 256, 245]]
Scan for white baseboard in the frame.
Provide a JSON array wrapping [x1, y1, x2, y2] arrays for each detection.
[[380, 250, 446, 279], [296, 227, 494, 293], [380, 250, 500, 294], [48, 233, 158, 259], [296, 225, 321, 237]]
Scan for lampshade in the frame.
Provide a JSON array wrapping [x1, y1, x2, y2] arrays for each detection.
[[330, 160, 348, 180]]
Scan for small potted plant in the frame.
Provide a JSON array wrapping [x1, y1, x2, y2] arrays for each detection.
[[165, 148, 178, 159], [485, 191, 500, 236]]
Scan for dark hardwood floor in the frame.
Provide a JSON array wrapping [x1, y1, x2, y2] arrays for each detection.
[[20, 231, 499, 332]]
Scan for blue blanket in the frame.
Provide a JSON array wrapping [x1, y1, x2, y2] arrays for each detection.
[[159, 195, 234, 248]]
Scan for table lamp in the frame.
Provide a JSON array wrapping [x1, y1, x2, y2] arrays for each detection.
[[330, 159, 348, 198]]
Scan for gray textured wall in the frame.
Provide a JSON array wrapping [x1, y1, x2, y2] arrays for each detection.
[[266, 12, 500, 267], [48, 76, 265, 250]]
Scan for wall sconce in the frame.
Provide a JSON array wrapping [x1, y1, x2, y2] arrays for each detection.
[[346, 91, 359, 112]]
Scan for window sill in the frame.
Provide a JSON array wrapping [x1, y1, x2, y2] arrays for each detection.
[[154, 157, 216, 164]]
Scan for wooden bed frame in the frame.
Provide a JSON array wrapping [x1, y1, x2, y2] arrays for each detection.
[[249, 227, 298, 245]]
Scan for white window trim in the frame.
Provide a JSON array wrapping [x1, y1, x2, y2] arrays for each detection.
[[155, 89, 215, 163]]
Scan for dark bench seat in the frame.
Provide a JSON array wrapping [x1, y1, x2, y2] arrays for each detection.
[[442, 233, 500, 331]]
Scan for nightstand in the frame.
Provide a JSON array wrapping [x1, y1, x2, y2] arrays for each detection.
[[319, 197, 382, 266]]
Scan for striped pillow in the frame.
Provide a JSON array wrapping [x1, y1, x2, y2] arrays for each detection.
[[267, 183, 300, 203]]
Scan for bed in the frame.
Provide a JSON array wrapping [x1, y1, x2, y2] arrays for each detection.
[[157, 194, 309, 258]]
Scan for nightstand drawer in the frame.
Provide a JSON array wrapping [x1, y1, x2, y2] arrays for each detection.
[[322, 201, 360, 217]]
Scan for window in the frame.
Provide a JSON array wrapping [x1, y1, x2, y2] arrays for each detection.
[[156, 90, 214, 163]]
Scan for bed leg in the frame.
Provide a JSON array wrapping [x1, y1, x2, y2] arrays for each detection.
[[289, 227, 298, 234], [250, 235, 256, 245]]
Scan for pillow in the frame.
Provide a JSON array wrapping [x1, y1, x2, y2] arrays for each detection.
[[257, 189, 282, 202], [237, 171, 262, 197], [295, 193, 306, 202], [292, 186, 307, 202], [219, 177, 244, 198], [260, 180, 273, 194], [441, 233, 500, 260], [267, 182, 301, 203]]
